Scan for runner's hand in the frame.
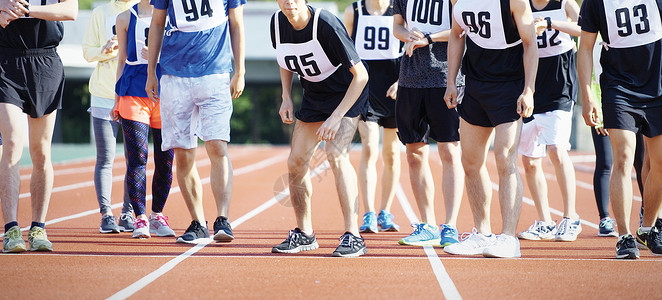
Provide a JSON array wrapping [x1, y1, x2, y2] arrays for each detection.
[[444, 85, 458, 109]]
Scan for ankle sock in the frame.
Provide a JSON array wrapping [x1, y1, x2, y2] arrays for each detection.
[[31, 222, 45, 229]]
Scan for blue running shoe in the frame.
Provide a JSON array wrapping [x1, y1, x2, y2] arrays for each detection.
[[440, 224, 459, 247], [598, 217, 618, 237], [377, 210, 400, 232], [398, 223, 441, 246], [359, 212, 378, 233]]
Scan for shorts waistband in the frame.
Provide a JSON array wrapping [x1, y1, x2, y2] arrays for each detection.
[[0, 47, 57, 57]]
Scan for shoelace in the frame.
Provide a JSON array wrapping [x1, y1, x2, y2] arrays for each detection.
[[557, 219, 569, 235], [103, 216, 115, 226], [377, 212, 390, 224], [135, 219, 148, 228], [185, 221, 206, 235], [409, 223, 425, 235], [619, 235, 635, 248], [286, 230, 303, 246], [363, 213, 374, 223], [121, 214, 136, 224], [154, 215, 170, 226], [6, 228, 21, 239], [459, 228, 480, 242], [600, 219, 614, 229], [338, 234, 355, 247], [441, 226, 456, 238], [29, 228, 47, 239]]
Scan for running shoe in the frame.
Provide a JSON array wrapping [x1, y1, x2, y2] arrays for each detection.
[[398, 223, 441, 246], [332, 232, 367, 257], [149, 214, 176, 237], [616, 234, 639, 259], [272, 228, 319, 253], [99, 215, 120, 234], [483, 234, 521, 258], [647, 218, 662, 256], [132, 219, 151, 239], [377, 210, 399, 232], [598, 217, 618, 237], [359, 212, 378, 233], [28, 226, 53, 252], [3, 226, 26, 253], [444, 229, 496, 255], [517, 220, 556, 240], [555, 217, 582, 242], [118, 213, 136, 232], [176, 221, 210, 244], [439, 224, 459, 247], [636, 228, 649, 250], [212, 216, 234, 242]]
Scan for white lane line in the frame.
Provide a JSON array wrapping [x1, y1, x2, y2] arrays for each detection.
[[490, 183, 600, 229], [22, 253, 662, 262], [395, 184, 462, 300], [107, 160, 330, 300], [541, 171, 642, 202], [4, 153, 288, 236], [17, 159, 211, 199], [107, 242, 211, 300]]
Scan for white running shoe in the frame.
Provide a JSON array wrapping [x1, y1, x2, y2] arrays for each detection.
[[149, 214, 176, 237], [555, 217, 582, 242], [483, 234, 521, 258], [444, 228, 496, 255], [518, 220, 557, 240], [132, 219, 151, 239]]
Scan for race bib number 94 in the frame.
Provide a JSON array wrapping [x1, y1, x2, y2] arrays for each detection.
[[172, 0, 227, 32]]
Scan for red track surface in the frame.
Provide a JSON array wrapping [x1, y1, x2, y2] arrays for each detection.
[[2, 145, 661, 299]]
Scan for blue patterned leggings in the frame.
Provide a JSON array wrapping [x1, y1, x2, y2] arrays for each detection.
[[120, 118, 174, 216]]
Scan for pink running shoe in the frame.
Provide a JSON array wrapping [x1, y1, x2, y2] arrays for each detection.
[[149, 215, 176, 237], [132, 219, 150, 239]]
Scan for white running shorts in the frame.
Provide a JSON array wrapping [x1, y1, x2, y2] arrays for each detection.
[[518, 108, 573, 158], [159, 73, 233, 150]]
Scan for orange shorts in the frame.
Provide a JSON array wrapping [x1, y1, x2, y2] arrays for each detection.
[[116, 95, 162, 129]]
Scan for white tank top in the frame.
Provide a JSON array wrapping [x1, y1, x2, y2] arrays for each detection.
[[406, 0, 452, 33], [603, 0, 662, 48], [532, 0, 574, 58], [126, 7, 152, 65], [274, 8, 339, 83], [453, 0, 522, 49], [354, 1, 402, 60], [169, 0, 227, 32]]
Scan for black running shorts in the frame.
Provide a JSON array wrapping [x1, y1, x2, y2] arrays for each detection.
[[395, 86, 460, 144], [459, 78, 522, 128], [0, 48, 64, 118], [602, 102, 662, 138]]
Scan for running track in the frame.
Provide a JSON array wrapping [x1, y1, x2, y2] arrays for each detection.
[[2, 145, 660, 299]]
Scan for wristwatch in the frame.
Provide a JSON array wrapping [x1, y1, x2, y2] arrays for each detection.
[[545, 17, 552, 30], [425, 33, 433, 44]]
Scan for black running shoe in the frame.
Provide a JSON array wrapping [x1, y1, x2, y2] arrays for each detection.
[[272, 228, 319, 253], [636, 228, 649, 250], [176, 221, 210, 244], [332, 232, 367, 257], [213, 216, 234, 242], [616, 234, 640, 259], [647, 219, 662, 256]]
